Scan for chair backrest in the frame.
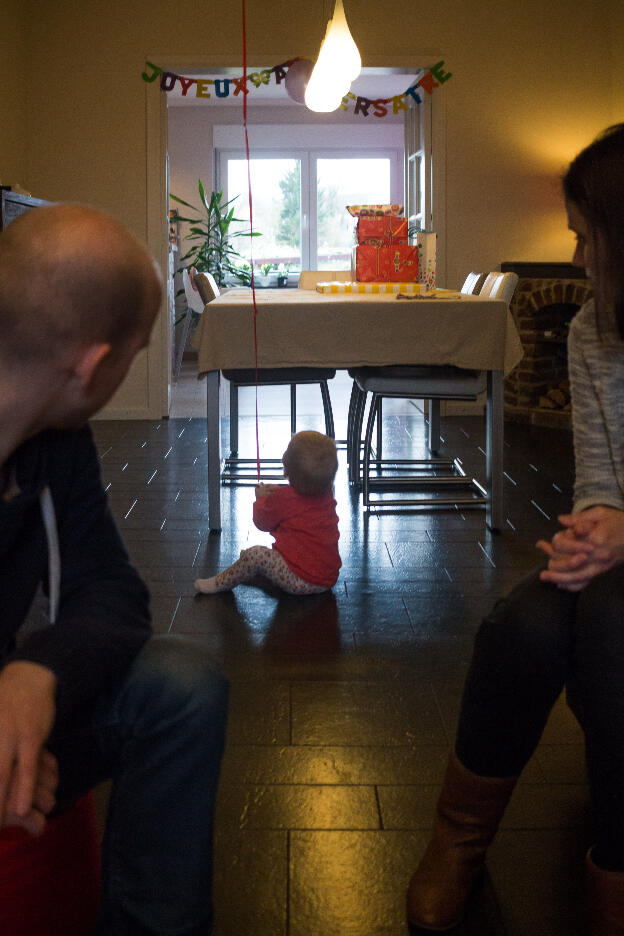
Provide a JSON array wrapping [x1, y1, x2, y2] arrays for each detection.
[[182, 268, 207, 315], [298, 270, 351, 289], [193, 271, 220, 305], [488, 271, 519, 305], [478, 272, 501, 298], [460, 271, 486, 295]]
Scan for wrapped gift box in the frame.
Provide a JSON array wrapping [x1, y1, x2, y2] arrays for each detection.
[[356, 216, 408, 246], [316, 281, 420, 294], [346, 203, 404, 217], [417, 232, 436, 289], [352, 244, 418, 282]]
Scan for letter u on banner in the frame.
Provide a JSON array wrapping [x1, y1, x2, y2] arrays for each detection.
[[214, 79, 231, 98]]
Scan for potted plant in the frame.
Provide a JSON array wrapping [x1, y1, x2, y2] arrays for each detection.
[[256, 262, 274, 287], [233, 261, 252, 285], [276, 263, 290, 287], [170, 180, 261, 287]]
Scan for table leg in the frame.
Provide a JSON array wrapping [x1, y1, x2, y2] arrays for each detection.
[[486, 370, 504, 531], [206, 370, 222, 532], [427, 399, 441, 453], [229, 381, 239, 455]]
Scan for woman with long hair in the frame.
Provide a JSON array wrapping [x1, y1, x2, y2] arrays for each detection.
[[406, 123, 624, 935]]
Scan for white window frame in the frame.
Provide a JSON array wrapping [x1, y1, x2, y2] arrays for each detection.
[[217, 145, 403, 271]]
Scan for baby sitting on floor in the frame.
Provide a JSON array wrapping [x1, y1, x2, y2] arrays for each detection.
[[195, 430, 341, 595]]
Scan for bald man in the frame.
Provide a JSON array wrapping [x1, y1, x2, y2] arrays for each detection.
[[0, 205, 228, 935]]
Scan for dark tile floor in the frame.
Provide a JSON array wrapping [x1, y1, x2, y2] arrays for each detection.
[[91, 377, 588, 936]]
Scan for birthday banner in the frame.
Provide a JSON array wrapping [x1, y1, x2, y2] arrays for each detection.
[[141, 59, 451, 117]]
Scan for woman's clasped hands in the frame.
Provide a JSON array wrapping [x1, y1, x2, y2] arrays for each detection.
[[537, 505, 624, 591]]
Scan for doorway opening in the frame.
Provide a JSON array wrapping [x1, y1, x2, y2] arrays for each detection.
[[146, 62, 440, 417]]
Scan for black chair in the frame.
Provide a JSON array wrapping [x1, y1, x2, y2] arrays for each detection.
[[348, 271, 518, 517], [346, 271, 488, 481], [194, 272, 336, 484]]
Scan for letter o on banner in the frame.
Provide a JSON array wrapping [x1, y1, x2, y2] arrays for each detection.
[[160, 72, 178, 92], [285, 59, 315, 104]]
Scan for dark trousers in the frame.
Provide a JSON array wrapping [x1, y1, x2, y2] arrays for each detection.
[[49, 635, 229, 935], [456, 564, 624, 869]]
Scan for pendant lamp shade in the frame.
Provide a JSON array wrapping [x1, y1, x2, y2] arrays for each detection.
[[305, 0, 361, 113]]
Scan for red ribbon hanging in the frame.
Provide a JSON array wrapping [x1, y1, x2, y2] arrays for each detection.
[[241, 0, 261, 481]]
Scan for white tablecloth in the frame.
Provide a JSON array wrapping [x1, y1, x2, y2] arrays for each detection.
[[194, 288, 523, 375]]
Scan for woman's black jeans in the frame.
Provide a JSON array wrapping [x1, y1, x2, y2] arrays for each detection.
[[455, 563, 624, 870]]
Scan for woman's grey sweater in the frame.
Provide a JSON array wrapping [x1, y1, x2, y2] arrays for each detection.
[[568, 298, 624, 512]]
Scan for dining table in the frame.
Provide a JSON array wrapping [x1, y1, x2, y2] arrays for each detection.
[[193, 286, 524, 532]]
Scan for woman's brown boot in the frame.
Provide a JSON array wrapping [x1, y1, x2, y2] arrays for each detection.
[[406, 749, 518, 931], [586, 847, 624, 935]]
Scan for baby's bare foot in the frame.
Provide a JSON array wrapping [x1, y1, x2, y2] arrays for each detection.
[[194, 577, 230, 594]]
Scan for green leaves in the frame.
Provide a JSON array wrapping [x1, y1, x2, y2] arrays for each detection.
[[170, 181, 261, 287]]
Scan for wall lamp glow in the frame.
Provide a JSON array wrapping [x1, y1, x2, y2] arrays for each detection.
[[304, 0, 361, 113]]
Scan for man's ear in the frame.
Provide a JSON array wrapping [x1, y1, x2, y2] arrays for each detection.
[[73, 343, 113, 392]]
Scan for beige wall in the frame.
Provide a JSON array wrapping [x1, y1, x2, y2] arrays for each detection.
[[0, 0, 27, 186], [609, 0, 624, 115], [2, 0, 620, 416]]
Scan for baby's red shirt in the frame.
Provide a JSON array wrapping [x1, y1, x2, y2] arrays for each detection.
[[252, 486, 341, 588]]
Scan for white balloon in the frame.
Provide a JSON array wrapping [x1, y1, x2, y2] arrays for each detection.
[[285, 59, 315, 104]]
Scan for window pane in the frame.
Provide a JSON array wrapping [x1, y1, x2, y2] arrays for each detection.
[[227, 158, 302, 273], [316, 158, 391, 270]]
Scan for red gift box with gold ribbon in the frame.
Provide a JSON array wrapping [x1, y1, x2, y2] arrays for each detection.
[[356, 216, 408, 246], [352, 244, 419, 282]]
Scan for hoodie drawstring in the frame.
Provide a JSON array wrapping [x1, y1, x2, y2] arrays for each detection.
[[39, 486, 60, 624]]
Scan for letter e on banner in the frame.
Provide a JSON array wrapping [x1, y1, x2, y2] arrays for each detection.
[[430, 61, 452, 83], [196, 80, 213, 98]]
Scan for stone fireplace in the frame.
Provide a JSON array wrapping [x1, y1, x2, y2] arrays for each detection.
[[501, 262, 593, 428]]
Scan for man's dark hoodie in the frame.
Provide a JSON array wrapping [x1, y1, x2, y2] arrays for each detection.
[[0, 425, 151, 722]]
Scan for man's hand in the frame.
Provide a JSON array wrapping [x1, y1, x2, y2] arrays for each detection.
[[537, 506, 624, 591], [0, 662, 58, 835], [3, 749, 59, 835]]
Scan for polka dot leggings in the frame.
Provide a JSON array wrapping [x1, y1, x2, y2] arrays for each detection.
[[195, 546, 328, 595]]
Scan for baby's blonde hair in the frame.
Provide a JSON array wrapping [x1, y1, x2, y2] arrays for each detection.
[[282, 431, 338, 496]]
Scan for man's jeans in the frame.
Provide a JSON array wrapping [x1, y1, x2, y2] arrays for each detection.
[[50, 635, 229, 935]]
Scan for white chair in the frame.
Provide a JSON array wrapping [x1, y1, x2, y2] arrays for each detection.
[[347, 271, 487, 479], [460, 270, 488, 296], [298, 269, 351, 290], [298, 271, 351, 447], [174, 268, 206, 381], [349, 271, 519, 519], [193, 272, 336, 484], [426, 271, 488, 451], [478, 272, 504, 298]]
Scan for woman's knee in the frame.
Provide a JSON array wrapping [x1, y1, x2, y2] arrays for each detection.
[[571, 571, 624, 705], [576, 566, 624, 648], [475, 569, 574, 665]]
